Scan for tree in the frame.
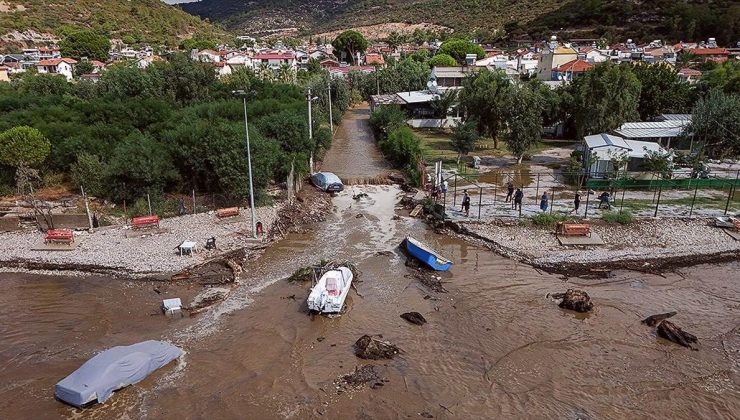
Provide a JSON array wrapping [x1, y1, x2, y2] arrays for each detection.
[[368, 105, 406, 140], [428, 53, 458, 67], [450, 120, 479, 163], [698, 61, 740, 95], [378, 126, 422, 168], [74, 61, 94, 77], [459, 68, 511, 148], [504, 85, 544, 164], [0, 126, 51, 191], [632, 63, 689, 120], [71, 152, 105, 196], [437, 39, 485, 64], [570, 62, 641, 139], [642, 149, 675, 179], [385, 32, 404, 51], [60, 30, 110, 61], [688, 89, 740, 158], [16, 73, 70, 96], [332, 31, 369, 64], [430, 89, 458, 119]]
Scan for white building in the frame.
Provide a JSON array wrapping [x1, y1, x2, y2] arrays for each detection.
[[226, 54, 254, 69], [584, 133, 668, 178], [252, 51, 296, 70], [36, 58, 77, 81]]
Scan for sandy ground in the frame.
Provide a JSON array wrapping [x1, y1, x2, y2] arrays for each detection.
[[456, 217, 740, 271], [0, 204, 284, 277]]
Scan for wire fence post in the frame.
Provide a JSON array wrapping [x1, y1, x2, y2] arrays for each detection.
[[147, 193, 152, 216], [584, 190, 590, 218], [453, 175, 458, 206], [725, 171, 739, 216], [689, 182, 699, 217], [654, 185, 662, 217], [619, 188, 626, 214], [192, 189, 196, 214], [478, 186, 482, 220], [550, 188, 555, 214], [493, 185, 497, 210], [534, 174, 540, 205]]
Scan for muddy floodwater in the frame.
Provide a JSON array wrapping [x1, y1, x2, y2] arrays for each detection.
[[1, 107, 739, 419]]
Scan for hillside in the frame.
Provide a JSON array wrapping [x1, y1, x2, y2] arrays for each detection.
[[182, 0, 739, 45], [0, 0, 225, 51]]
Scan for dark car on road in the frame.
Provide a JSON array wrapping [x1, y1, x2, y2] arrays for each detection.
[[310, 172, 344, 193]]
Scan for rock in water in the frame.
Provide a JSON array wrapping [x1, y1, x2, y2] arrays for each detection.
[[557, 289, 593, 313], [400, 312, 427, 325], [657, 320, 698, 348], [641, 311, 677, 327], [341, 365, 382, 386], [354, 335, 400, 360]]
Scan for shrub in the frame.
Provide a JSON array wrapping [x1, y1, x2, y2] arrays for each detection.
[[369, 104, 406, 140], [379, 126, 422, 168], [602, 211, 634, 224], [71, 152, 105, 196], [530, 213, 570, 226]]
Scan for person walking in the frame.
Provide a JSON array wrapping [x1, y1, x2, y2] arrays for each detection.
[[598, 191, 610, 209], [513, 188, 524, 212], [540, 191, 549, 212], [571, 190, 581, 214], [462, 190, 471, 217], [505, 181, 514, 203]]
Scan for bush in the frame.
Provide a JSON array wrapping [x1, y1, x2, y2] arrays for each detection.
[[602, 211, 633, 224], [369, 105, 406, 140], [71, 152, 105, 196], [379, 127, 422, 168], [530, 213, 570, 226]]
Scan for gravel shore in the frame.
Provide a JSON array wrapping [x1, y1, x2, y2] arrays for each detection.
[[0, 204, 284, 278], [456, 217, 740, 272]]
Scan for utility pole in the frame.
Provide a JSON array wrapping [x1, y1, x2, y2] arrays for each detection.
[[327, 79, 334, 134], [308, 87, 314, 173], [232, 90, 257, 238]]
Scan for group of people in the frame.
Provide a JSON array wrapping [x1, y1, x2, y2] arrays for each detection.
[[457, 181, 612, 217]]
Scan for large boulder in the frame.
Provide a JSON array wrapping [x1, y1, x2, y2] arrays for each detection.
[[354, 335, 400, 360]]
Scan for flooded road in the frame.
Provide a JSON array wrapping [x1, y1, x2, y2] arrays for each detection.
[[1, 107, 739, 419]]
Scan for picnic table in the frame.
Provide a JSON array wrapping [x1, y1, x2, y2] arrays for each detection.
[[132, 215, 160, 230], [45, 229, 74, 245], [177, 240, 198, 256], [556, 222, 591, 237]]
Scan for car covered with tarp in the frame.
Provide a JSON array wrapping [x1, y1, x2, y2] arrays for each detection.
[[55, 340, 183, 408], [310, 171, 344, 192]]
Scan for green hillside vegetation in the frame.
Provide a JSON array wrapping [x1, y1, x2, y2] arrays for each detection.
[[183, 0, 739, 45], [0, 57, 351, 206], [0, 0, 226, 51]]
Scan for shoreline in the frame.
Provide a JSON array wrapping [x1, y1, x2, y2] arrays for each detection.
[[446, 217, 740, 276]]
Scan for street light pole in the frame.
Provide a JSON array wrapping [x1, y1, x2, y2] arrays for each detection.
[[307, 87, 314, 173], [233, 90, 257, 238], [327, 79, 334, 134]]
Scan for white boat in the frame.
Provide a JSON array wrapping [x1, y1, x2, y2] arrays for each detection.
[[307, 267, 353, 313]]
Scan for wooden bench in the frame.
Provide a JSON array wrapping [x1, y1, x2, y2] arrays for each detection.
[[557, 222, 591, 237], [45, 229, 74, 245], [216, 207, 240, 218], [132, 215, 160, 230]]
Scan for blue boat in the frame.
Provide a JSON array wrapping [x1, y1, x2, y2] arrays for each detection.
[[405, 236, 453, 271]]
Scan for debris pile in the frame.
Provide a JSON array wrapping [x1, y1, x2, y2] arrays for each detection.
[[187, 287, 230, 313], [642, 312, 698, 349], [286, 260, 359, 283], [354, 335, 400, 360], [400, 312, 427, 325], [551, 289, 593, 312], [337, 364, 386, 389], [408, 269, 448, 293]]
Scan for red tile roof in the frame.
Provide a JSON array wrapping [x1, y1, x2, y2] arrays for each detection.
[[553, 59, 593, 73], [365, 53, 385, 65], [678, 68, 702, 75], [37, 58, 77, 66], [253, 52, 295, 60], [688, 48, 729, 56], [327, 66, 375, 73]]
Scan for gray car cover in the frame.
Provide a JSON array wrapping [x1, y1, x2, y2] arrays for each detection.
[[55, 340, 183, 407]]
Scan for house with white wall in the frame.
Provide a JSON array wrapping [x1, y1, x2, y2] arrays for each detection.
[[36, 58, 77, 81]]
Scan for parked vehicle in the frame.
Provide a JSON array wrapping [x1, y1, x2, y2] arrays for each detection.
[[55, 340, 183, 408], [307, 266, 354, 313], [310, 171, 344, 192], [405, 236, 453, 271]]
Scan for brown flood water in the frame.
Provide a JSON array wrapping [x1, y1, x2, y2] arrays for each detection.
[[1, 107, 739, 419]]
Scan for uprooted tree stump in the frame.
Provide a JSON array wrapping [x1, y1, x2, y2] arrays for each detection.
[[354, 335, 400, 360], [641, 311, 677, 327], [551, 289, 593, 313], [657, 320, 698, 349], [400, 312, 427, 325]]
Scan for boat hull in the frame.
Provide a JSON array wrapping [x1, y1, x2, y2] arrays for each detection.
[[307, 267, 353, 314], [405, 237, 453, 271]]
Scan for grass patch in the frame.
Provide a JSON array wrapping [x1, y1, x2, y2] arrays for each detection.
[[602, 211, 634, 224], [530, 213, 571, 226]]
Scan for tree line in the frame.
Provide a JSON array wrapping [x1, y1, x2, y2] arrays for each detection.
[[0, 54, 352, 204]]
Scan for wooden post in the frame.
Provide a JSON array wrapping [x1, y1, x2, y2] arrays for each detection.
[[584, 190, 590, 218], [478, 187, 482, 219], [453, 175, 458, 206], [654, 185, 662, 218], [192, 189, 196, 214], [550, 188, 554, 214], [534, 174, 540, 205], [147, 193, 152, 216], [123, 199, 127, 224], [620, 188, 626, 214], [81, 186, 93, 232], [689, 182, 698, 217]]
